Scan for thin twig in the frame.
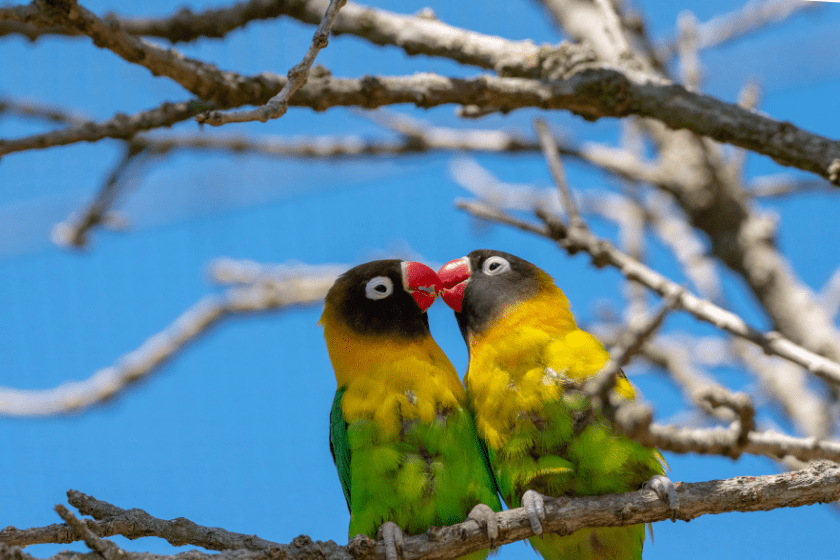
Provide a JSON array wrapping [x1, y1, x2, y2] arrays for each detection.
[[732, 338, 832, 440], [642, 191, 723, 301], [657, 0, 818, 61], [197, 0, 347, 126], [533, 118, 581, 226], [748, 176, 833, 197], [677, 10, 701, 91], [0, 99, 213, 158], [0, 98, 88, 126], [52, 141, 151, 248], [587, 294, 681, 412]]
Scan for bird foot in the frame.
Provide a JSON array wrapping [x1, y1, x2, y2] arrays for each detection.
[[522, 489, 547, 535], [468, 503, 499, 547], [644, 475, 680, 521], [377, 521, 404, 560]]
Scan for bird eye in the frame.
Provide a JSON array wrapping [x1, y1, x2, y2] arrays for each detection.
[[365, 276, 394, 300], [483, 256, 511, 276]]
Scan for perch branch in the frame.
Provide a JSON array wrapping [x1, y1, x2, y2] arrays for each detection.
[[3, 462, 840, 560]]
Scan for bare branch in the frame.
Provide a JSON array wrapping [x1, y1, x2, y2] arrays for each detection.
[[588, 294, 681, 413], [733, 339, 832, 440], [69, 489, 277, 550], [535, 0, 633, 67], [18, 111, 548, 160], [534, 118, 581, 225], [677, 10, 701, 91], [637, 338, 736, 422], [208, 258, 348, 287], [146, 129, 539, 157], [0, 100, 212, 159], [693, 386, 755, 447], [52, 141, 152, 248], [0, 36, 838, 189], [592, 0, 634, 62], [198, 0, 347, 125], [118, 0, 551, 78], [0, 265, 340, 417], [726, 80, 763, 175], [53, 505, 122, 560], [649, 424, 840, 463], [0, 541, 350, 560], [117, 0, 319, 44], [456, 200, 840, 387], [657, 0, 818, 61], [0, 2, 275, 108], [4, 463, 840, 560], [644, 191, 723, 301], [1, 490, 281, 551], [0, 98, 88, 126], [748, 175, 834, 197], [819, 268, 840, 321]]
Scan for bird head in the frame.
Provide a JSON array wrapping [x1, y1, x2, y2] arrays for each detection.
[[322, 260, 443, 339], [438, 250, 552, 341]]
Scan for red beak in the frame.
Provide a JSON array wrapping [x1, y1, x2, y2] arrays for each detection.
[[401, 261, 442, 313], [437, 257, 471, 312]]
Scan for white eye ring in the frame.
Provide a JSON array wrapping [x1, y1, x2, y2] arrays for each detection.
[[365, 276, 394, 300], [483, 256, 511, 276]]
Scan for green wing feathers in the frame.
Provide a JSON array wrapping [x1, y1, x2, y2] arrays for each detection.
[[344, 407, 501, 539], [329, 387, 352, 512]]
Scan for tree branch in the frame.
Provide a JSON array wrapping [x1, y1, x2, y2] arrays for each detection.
[[2, 9, 840, 188], [2, 463, 839, 560], [4, 3, 840, 185], [0, 490, 280, 551], [657, 0, 818, 62], [0, 264, 340, 417], [52, 141, 152, 248], [649, 425, 840, 463], [0, 99, 212, 159], [2, 69, 837, 187], [53, 505, 122, 560], [0, 98, 88, 126], [0, 1, 276, 108], [198, 0, 347, 125]]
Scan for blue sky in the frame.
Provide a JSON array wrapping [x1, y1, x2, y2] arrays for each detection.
[[1, 1, 840, 558]]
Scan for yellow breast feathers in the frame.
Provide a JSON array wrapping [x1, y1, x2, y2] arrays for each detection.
[[466, 286, 635, 449], [322, 308, 465, 438]]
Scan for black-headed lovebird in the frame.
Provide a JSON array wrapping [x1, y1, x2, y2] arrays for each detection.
[[320, 260, 502, 560], [438, 250, 675, 560]]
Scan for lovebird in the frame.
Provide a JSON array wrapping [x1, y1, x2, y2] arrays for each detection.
[[320, 260, 502, 560], [438, 250, 675, 560]]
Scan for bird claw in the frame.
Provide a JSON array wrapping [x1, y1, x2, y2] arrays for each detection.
[[468, 503, 499, 547], [644, 475, 680, 521], [377, 521, 404, 560], [522, 489, 547, 535]]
